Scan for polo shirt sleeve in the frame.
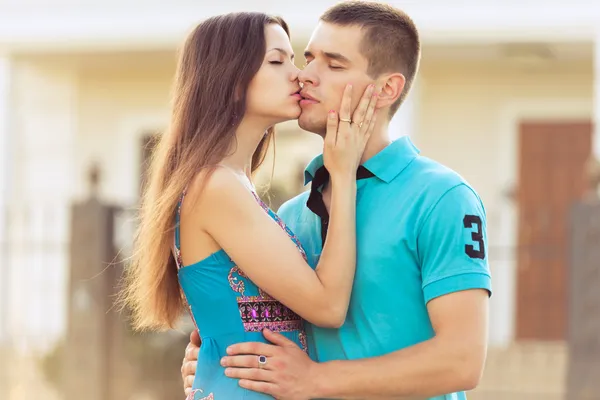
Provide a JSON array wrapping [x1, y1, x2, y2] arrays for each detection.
[[417, 183, 492, 303]]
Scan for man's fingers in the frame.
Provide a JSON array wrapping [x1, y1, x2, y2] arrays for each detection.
[[227, 342, 277, 357], [184, 375, 195, 391], [239, 380, 279, 397], [225, 367, 273, 382], [221, 355, 271, 369], [182, 360, 197, 376], [263, 328, 298, 348], [190, 329, 201, 346], [351, 84, 375, 127], [185, 343, 199, 360]]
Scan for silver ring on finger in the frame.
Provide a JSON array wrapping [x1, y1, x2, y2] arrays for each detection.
[[257, 355, 268, 369]]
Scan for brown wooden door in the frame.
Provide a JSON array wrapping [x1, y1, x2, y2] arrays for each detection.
[[516, 121, 592, 341]]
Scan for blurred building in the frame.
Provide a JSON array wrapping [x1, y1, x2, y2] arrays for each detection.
[[0, 1, 599, 399]]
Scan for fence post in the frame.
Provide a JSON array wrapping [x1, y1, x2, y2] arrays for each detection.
[[567, 200, 600, 399], [63, 165, 130, 400], [63, 195, 116, 400]]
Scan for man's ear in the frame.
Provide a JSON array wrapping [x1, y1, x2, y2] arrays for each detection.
[[376, 73, 405, 109]]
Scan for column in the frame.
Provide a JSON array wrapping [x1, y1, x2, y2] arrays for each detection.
[[15, 63, 78, 353], [0, 54, 12, 400], [0, 55, 12, 345], [389, 76, 420, 143]]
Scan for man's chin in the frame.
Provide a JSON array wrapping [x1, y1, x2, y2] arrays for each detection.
[[298, 113, 327, 136]]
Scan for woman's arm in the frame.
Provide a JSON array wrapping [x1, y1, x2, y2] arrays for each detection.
[[197, 84, 378, 328]]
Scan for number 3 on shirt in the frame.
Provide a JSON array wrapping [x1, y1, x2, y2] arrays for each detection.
[[463, 215, 485, 259]]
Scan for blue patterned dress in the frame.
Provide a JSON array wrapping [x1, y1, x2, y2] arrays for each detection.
[[174, 189, 310, 400]]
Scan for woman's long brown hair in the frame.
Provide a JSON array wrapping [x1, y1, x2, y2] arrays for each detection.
[[119, 12, 290, 331]]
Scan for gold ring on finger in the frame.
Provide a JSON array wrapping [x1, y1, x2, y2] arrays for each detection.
[[339, 117, 352, 123]]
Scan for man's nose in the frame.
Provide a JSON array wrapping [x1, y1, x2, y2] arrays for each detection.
[[299, 65, 318, 87]]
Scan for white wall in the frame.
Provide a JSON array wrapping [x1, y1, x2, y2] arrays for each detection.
[[76, 58, 174, 206], [8, 57, 79, 352], [418, 59, 593, 346], [12, 59, 78, 204]]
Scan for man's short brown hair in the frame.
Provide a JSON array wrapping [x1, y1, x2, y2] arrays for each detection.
[[320, 1, 421, 116]]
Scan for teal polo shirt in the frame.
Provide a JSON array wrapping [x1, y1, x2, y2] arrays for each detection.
[[277, 136, 492, 400]]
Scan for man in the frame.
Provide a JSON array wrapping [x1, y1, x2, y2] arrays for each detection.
[[182, 2, 491, 399]]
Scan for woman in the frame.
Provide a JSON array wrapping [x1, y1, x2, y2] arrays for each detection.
[[120, 12, 378, 399]]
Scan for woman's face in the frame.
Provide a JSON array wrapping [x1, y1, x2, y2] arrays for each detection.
[[245, 24, 301, 125]]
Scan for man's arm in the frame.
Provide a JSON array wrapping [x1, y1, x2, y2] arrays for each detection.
[[313, 183, 491, 399], [313, 289, 488, 399]]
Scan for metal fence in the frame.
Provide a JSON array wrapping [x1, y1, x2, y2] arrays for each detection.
[[0, 203, 70, 400], [0, 202, 192, 400]]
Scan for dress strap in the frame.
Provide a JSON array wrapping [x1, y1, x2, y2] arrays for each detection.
[[172, 186, 200, 331], [173, 187, 188, 270]]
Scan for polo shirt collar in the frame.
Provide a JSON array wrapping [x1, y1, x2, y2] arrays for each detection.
[[304, 135, 420, 185]]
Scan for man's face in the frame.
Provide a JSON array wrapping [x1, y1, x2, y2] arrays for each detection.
[[298, 22, 375, 136]]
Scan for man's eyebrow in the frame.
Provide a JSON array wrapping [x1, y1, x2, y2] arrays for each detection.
[[303, 50, 351, 64], [268, 47, 294, 60], [323, 52, 351, 64]]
